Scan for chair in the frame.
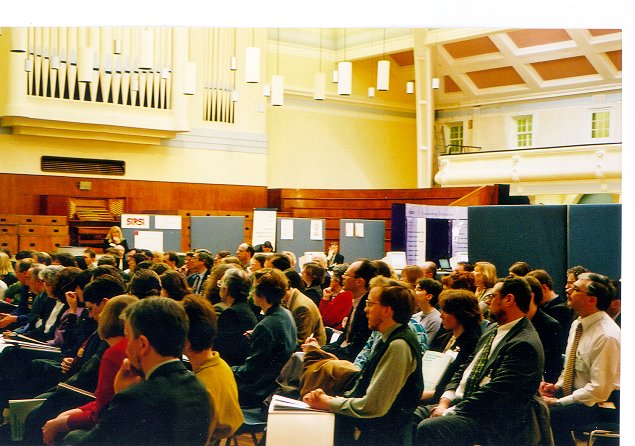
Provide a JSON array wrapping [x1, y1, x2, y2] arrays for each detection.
[[224, 407, 268, 446]]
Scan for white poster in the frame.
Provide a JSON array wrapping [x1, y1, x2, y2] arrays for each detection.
[[280, 219, 294, 240], [121, 214, 150, 229], [310, 220, 323, 240], [354, 223, 365, 237], [253, 209, 277, 248], [345, 223, 355, 237], [134, 230, 164, 252], [154, 215, 182, 230]]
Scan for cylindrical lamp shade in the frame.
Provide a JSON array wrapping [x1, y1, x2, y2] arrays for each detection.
[[138, 29, 154, 70], [314, 72, 326, 100], [332, 69, 339, 83], [113, 38, 122, 55], [271, 75, 284, 106], [244, 47, 260, 83], [230, 56, 237, 71], [11, 27, 28, 52], [432, 77, 440, 89], [262, 84, 271, 97], [50, 56, 60, 70], [131, 76, 139, 92], [77, 47, 95, 82], [183, 61, 196, 95], [368, 87, 375, 98], [406, 81, 414, 94], [377, 60, 390, 91], [231, 89, 239, 102], [161, 67, 170, 79], [24, 58, 33, 72], [337, 61, 352, 95]]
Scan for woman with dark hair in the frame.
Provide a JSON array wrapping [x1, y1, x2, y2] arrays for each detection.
[[231, 268, 297, 407], [47, 267, 83, 348], [318, 264, 353, 330], [301, 262, 326, 306], [215, 269, 258, 366], [418, 289, 482, 406], [160, 270, 191, 301], [127, 269, 161, 299]]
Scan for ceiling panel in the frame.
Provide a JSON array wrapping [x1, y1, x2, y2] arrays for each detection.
[[467, 66, 525, 88], [531, 56, 597, 81], [443, 36, 500, 59], [507, 29, 571, 48]]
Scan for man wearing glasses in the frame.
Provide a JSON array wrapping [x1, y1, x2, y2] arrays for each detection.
[[415, 276, 545, 446], [540, 272, 620, 445], [303, 282, 422, 446]]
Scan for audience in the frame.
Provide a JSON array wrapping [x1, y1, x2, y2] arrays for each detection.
[[301, 262, 327, 306], [231, 268, 297, 408], [159, 269, 192, 301]]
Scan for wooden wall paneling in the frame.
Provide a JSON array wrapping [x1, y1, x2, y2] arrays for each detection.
[[0, 235, 19, 254], [18, 225, 69, 236], [19, 235, 70, 252], [0, 225, 18, 235]]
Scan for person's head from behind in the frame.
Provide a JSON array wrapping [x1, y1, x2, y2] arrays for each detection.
[[52, 266, 82, 304], [52, 252, 77, 267], [98, 294, 138, 340], [219, 268, 252, 304], [160, 269, 191, 301], [401, 265, 424, 288], [284, 268, 304, 291], [124, 297, 189, 374], [508, 261, 532, 277], [128, 269, 161, 299], [182, 295, 218, 353], [372, 260, 397, 279], [83, 275, 128, 320], [253, 268, 288, 308], [438, 289, 481, 332], [266, 253, 291, 271], [251, 253, 268, 272]]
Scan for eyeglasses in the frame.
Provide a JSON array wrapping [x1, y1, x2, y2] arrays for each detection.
[[365, 299, 381, 308], [342, 273, 357, 279], [572, 285, 592, 295]]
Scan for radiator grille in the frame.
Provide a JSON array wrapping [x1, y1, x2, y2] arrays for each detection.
[[41, 156, 125, 176]]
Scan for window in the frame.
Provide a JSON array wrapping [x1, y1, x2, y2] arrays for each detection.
[[516, 116, 533, 147], [448, 124, 464, 153], [591, 111, 610, 139]]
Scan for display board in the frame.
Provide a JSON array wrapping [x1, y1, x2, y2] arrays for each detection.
[[276, 218, 325, 269], [121, 214, 182, 252], [339, 219, 385, 263], [468, 205, 568, 294], [190, 216, 245, 254], [567, 204, 621, 281]]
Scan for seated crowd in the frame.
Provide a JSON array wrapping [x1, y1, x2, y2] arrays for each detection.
[[0, 243, 621, 446]]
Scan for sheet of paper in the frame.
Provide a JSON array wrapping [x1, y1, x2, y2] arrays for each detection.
[[310, 220, 323, 240], [280, 219, 294, 240], [345, 223, 354, 237], [134, 230, 164, 252], [154, 215, 182, 230], [354, 222, 364, 237], [253, 209, 277, 248]]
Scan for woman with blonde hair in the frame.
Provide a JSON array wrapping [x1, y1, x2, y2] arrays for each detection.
[[473, 261, 497, 313], [0, 251, 17, 289], [102, 226, 129, 253]]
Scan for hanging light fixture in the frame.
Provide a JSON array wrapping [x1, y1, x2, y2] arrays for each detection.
[[138, 28, 154, 70], [432, 77, 440, 89], [230, 28, 237, 71], [431, 30, 439, 90], [262, 84, 271, 97], [231, 29, 239, 101], [271, 29, 284, 106], [406, 81, 415, 94], [314, 28, 326, 100], [337, 29, 352, 95], [377, 29, 390, 91], [10, 27, 27, 52], [368, 87, 375, 98], [245, 29, 260, 83]]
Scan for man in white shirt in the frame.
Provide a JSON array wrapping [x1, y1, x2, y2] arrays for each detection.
[[539, 272, 620, 445]]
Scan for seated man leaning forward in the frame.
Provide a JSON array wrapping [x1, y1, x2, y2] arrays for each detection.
[[73, 297, 211, 446], [303, 282, 423, 446], [414, 277, 545, 446]]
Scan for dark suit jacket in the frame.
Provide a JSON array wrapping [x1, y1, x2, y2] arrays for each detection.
[[449, 317, 545, 445], [541, 296, 573, 351], [322, 292, 371, 363], [216, 301, 259, 366], [76, 360, 210, 446], [530, 308, 563, 383], [187, 269, 210, 293]]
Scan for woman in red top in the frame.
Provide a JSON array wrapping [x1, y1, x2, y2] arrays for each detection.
[[318, 265, 353, 330], [41, 294, 139, 446]]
